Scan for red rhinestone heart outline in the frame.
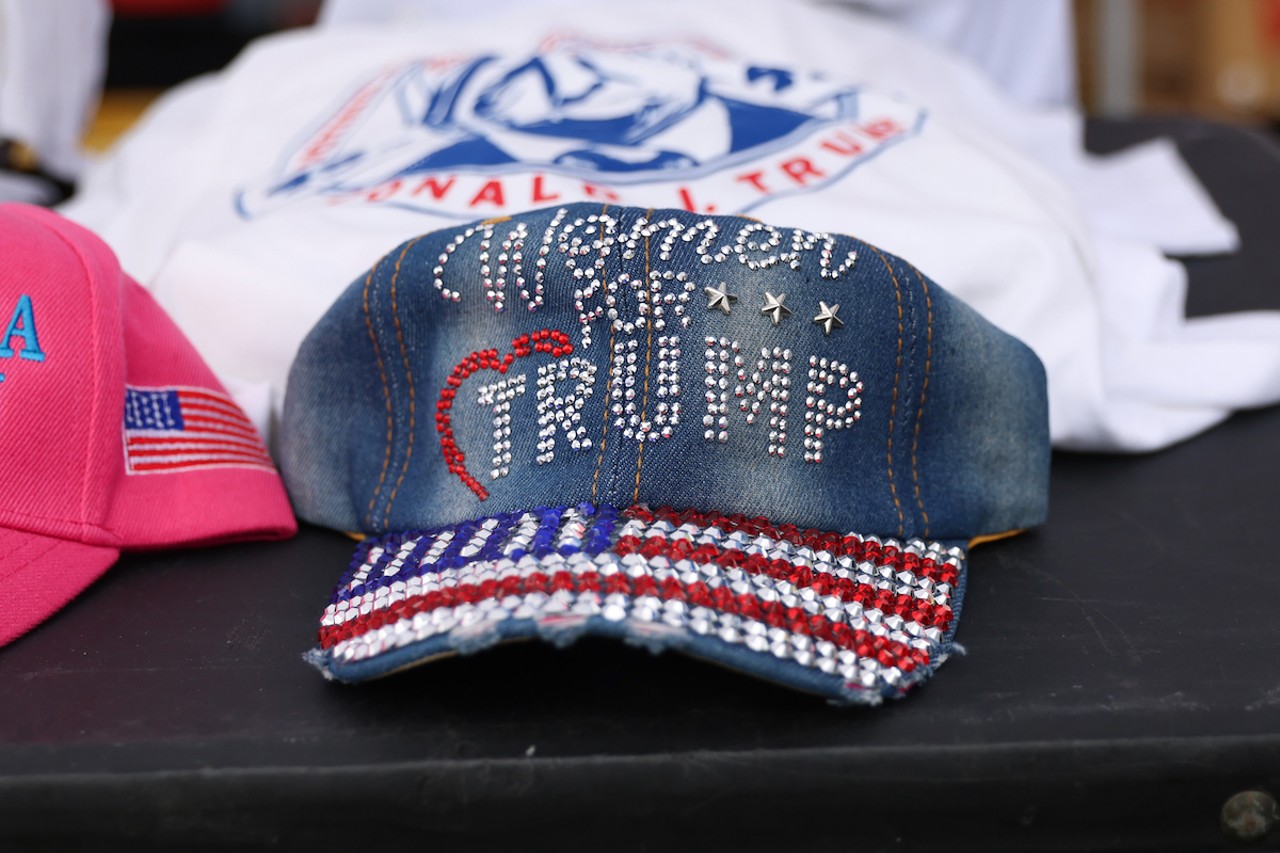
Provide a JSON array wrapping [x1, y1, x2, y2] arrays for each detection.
[[436, 328, 573, 499]]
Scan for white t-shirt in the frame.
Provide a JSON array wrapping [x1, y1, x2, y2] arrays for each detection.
[[63, 0, 1280, 452]]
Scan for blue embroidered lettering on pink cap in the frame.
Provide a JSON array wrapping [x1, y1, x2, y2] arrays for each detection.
[[281, 203, 1050, 705]]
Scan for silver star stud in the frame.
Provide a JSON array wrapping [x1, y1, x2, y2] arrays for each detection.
[[705, 283, 738, 315], [813, 301, 843, 335], [760, 291, 792, 326]]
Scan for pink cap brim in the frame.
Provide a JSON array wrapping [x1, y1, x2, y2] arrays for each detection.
[[0, 527, 118, 646]]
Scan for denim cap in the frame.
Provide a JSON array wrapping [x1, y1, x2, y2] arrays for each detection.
[[283, 202, 1049, 705]]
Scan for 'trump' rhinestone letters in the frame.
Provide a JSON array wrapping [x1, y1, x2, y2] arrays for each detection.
[[435, 208, 866, 497]]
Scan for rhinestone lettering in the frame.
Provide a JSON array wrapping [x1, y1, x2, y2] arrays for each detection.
[[805, 356, 863, 463], [434, 209, 871, 494], [536, 357, 598, 464], [476, 374, 525, 480], [704, 338, 795, 457], [437, 208, 860, 312]]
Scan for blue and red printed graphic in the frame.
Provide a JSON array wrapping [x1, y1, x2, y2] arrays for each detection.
[[237, 36, 924, 219]]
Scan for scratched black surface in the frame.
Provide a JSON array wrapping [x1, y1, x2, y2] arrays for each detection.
[[2, 119, 1280, 852]]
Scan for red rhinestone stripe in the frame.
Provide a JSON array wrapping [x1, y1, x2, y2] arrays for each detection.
[[612, 534, 952, 630], [317, 569, 931, 673], [623, 505, 959, 585], [435, 329, 573, 499]]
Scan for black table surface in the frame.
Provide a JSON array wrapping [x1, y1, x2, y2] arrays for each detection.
[[4, 118, 1280, 852]]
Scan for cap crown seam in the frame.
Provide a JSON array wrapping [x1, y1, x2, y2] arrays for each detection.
[[589, 203, 616, 504], [0, 505, 121, 536], [907, 261, 934, 538], [361, 258, 395, 528], [381, 237, 424, 528], [39, 218, 108, 535], [630, 205, 655, 503], [868, 245, 907, 538]]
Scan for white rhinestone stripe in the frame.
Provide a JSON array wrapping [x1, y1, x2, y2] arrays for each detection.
[[327, 587, 919, 692]]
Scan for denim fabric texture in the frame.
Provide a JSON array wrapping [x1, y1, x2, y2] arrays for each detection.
[[283, 203, 1049, 703]]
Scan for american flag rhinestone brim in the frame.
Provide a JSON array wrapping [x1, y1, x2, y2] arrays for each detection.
[[308, 503, 967, 704]]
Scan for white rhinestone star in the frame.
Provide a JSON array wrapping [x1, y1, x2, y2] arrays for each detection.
[[760, 291, 792, 326], [813, 301, 843, 335], [704, 283, 738, 315]]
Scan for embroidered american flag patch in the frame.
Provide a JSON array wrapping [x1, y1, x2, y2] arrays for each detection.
[[123, 386, 275, 475]]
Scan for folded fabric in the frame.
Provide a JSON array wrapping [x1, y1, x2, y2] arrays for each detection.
[[62, 0, 1280, 451]]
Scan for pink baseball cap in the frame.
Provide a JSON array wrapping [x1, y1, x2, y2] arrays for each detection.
[[0, 203, 297, 646]]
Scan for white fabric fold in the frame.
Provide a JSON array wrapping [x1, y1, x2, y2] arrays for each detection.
[[61, 0, 1280, 453]]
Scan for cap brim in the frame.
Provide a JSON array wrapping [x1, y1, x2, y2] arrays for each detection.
[[0, 527, 119, 646], [307, 504, 967, 705]]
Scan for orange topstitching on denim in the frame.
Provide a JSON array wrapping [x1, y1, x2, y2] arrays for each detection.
[[381, 237, 425, 528], [589, 203, 613, 502], [631, 208, 657, 504], [867, 245, 907, 537], [361, 261, 394, 528], [907, 263, 933, 537]]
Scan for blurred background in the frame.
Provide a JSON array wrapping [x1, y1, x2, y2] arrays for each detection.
[[72, 0, 1280, 151], [1075, 0, 1280, 121], [92, 0, 1280, 134]]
